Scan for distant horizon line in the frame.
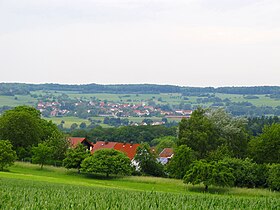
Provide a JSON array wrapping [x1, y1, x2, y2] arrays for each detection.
[[1, 81, 280, 89]]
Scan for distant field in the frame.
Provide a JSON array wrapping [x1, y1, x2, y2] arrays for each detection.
[[0, 162, 279, 209], [0, 95, 37, 107], [44, 116, 112, 128]]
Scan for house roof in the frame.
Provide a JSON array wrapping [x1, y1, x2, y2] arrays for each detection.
[[159, 148, 174, 158], [91, 141, 140, 160], [68, 137, 94, 147], [91, 141, 117, 153], [113, 143, 140, 160], [68, 137, 86, 147]]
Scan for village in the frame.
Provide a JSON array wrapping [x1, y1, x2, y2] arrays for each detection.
[[37, 98, 192, 123]]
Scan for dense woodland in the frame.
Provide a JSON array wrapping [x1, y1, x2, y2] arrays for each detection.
[[0, 105, 279, 191], [1, 83, 280, 95]]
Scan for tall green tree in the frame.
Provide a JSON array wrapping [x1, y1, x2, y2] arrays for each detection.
[[178, 107, 219, 159], [63, 143, 90, 173], [46, 132, 69, 163], [249, 123, 280, 164], [134, 143, 164, 177], [32, 142, 53, 169], [0, 140, 17, 171], [81, 149, 132, 177], [208, 109, 248, 158], [166, 145, 196, 179], [0, 106, 60, 159]]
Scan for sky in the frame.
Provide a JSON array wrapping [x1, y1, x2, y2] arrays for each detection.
[[0, 0, 280, 87]]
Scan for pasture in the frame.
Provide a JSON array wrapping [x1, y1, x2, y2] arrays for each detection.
[[0, 162, 279, 209]]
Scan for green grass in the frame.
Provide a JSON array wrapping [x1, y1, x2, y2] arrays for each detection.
[[0, 162, 279, 209], [44, 116, 91, 128], [0, 95, 37, 107]]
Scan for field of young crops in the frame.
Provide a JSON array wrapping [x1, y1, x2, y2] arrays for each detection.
[[0, 162, 279, 210], [1, 177, 279, 210]]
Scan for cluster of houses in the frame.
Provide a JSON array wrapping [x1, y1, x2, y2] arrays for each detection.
[[37, 99, 192, 119], [68, 137, 174, 165]]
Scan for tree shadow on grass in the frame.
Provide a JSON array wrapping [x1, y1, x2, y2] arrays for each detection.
[[186, 185, 231, 195]]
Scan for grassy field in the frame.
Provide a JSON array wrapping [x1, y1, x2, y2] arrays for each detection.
[[0, 95, 37, 107], [0, 162, 279, 209]]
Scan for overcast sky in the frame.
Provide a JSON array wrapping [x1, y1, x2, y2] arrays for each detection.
[[1, 0, 279, 87]]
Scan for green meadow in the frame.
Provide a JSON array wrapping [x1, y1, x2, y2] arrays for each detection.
[[0, 162, 279, 209]]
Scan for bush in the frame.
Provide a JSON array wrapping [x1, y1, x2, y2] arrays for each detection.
[[0, 140, 17, 171], [81, 149, 132, 177], [267, 164, 280, 191], [222, 158, 268, 188]]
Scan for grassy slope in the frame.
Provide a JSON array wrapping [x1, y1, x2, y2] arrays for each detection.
[[0, 162, 279, 197], [1, 162, 279, 209]]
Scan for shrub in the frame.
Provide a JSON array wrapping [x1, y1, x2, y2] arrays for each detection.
[[267, 164, 280, 191], [0, 140, 17, 171]]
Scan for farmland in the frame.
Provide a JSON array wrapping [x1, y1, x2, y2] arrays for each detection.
[[0, 162, 279, 209]]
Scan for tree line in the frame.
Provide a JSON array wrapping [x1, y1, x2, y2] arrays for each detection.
[[1, 83, 280, 95]]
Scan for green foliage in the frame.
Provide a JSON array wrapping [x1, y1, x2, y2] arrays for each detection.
[[46, 132, 69, 162], [63, 143, 90, 172], [249, 123, 280, 164], [134, 143, 165, 177], [184, 160, 235, 190], [267, 164, 280, 191], [32, 142, 53, 169], [166, 145, 196, 179], [81, 149, 132, 177], [0, 106, 60, 159], [178, 107, 219, 159], [208, 108, 249, 158], [207, 144, 233, 161], [74, 125, 177, 144], [222, 158, 267, 188], [151, 136, 176, 154], [0, 140, 17, 171]]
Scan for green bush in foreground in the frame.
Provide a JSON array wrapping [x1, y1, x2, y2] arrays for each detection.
[[0, 140, 17, 171], [81, 149, 132, 177]]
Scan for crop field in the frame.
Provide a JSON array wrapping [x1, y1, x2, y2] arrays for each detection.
[[0, 162, 279, 210]]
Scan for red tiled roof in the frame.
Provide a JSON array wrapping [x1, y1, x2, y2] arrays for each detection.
[[159, 148, 174, 158], [113, 143, 140, 160], [91, 141, 117, 153], [68, 137, 87, 147]]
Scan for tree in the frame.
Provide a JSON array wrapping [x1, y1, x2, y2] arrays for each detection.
[[79, 122, 87, 129], [70, 123, 78, 130], [208, 109, 248, 158], [178, 107, 219, 159], [222, 158, 264, 188], [151, 136, 176, 154], [32, 142, 53, 169], [249, 123, 280, 164], [46, 132, 69, 164], [184, 160, 234, 191], [0, 106, 60, 159], [81, 149, 132, 177], [267, 164, 280, 191], [63, 143, 90, 173], [0, 140, 17, 171], [207, 144, 233, 161], [166, 145, 196, 179], [134, 143, 165, 177]]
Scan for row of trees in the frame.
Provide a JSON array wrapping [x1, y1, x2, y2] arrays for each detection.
[[165, 108, 280, 191]]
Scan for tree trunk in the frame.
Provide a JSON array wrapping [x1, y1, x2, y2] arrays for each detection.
[[205, 185, 208, 192]]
